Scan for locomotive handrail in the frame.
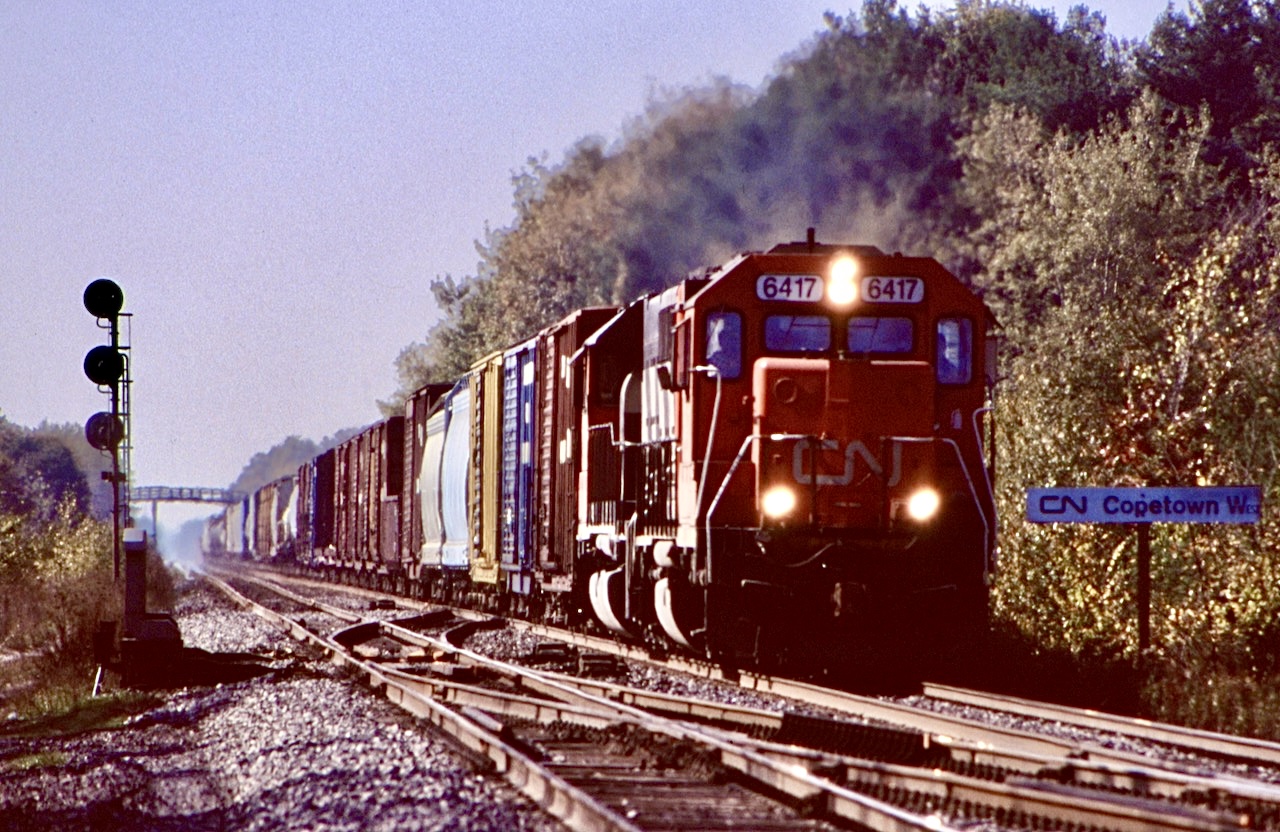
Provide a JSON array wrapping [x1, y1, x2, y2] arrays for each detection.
[[703, 432, 811, 582], [970, 405, 998, 569], [690, 364, 723, 521], [883, 434, 991, 582], [586, 422, 675, 448], [941, 436, 992, 582]]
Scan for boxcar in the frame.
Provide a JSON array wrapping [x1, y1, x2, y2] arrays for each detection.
[[469, 353, 504, 593], [536, 307, 620, 615], [333, 418, 404, 585]]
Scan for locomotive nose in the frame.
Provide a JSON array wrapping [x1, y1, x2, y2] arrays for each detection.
[[751, 355, 937, 530]]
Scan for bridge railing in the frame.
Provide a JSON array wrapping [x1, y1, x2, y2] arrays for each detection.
[[132, 486, 247, 504]]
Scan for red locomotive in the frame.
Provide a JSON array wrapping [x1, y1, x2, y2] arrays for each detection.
[[207, 234, 997, 675]]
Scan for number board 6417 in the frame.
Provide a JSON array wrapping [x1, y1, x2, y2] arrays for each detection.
[[861, 276, 924, 303], [756, 274, 824, 302]]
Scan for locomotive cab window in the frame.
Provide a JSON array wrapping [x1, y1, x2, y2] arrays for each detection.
[[765, 315, 831, 352], [705, 311, 742, 379], [936, 318, 973, 384], [848, 316, 913, 354]]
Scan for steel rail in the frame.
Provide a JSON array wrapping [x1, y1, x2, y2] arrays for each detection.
[[215, 570, 972, 829], [221, 569, 1272, 831], [350, 599, 1259, 824], [717, 730, 1250, 832], [210, 571, 963, 832], [924, 682, 1280, 767], [521, 666, 1280, 815]]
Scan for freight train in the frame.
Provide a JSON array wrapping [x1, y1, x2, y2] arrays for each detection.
[[204, 234, 998, 675]]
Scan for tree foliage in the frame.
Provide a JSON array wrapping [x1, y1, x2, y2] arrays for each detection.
[[962, 88, 1280, 663], [228, 430, 359, 496], [0, 415, 120, 661], [1138, 0, 1280, 171], [0, 418, 94, 525]]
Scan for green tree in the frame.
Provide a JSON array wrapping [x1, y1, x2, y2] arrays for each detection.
[[0, 418, 93, 524], [1138, 0, 1280, 172], [926, 0, 1132, 133], [230, 435, 320, 495], [961, 93, 1280, 661]]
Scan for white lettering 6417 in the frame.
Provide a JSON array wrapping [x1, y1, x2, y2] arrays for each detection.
[[861, 276, 923, 303], [757, 274, 824, 302]]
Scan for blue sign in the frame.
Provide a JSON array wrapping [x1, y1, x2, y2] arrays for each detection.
[[1027, 487, 1262, 524]]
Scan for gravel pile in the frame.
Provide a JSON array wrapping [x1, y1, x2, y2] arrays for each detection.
[[0, 578, 564, 832]]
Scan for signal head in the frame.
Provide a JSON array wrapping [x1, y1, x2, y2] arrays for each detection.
[[84, 345, 125, 386], [85, 411, 125, 450], [84, 279, 124, 319]]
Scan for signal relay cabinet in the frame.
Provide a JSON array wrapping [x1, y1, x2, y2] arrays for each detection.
[[116, 529, 183, 687]]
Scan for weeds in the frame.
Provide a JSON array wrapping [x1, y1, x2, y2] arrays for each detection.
[[0, 499, 178, 727], [3, 751, 69, 772], [1, 682, 161, 740], [1143, 653, 1280, 741]]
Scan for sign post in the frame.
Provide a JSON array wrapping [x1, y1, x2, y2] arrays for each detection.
[[1137, 525, 1150, 651], [1027, 486, 1262, 653]]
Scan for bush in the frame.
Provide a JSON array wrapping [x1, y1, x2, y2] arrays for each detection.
[[0, 488, 184, 715]]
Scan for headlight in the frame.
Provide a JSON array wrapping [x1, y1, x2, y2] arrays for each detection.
[[906, 487, 941, 522], [827, 256, 858, 305], [761, 486, 797, 519]]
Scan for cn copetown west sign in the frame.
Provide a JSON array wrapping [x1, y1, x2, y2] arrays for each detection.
[[1027, 486, 1262, 524]]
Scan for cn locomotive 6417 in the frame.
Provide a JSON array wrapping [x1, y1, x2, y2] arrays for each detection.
[[206, 235, 997, 674]]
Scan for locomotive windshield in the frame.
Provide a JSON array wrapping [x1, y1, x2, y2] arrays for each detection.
[[763, 313, 915, 356], [764, 315, 831, 352], [936, 317, 973, 384], [847, 316, 913, 353]]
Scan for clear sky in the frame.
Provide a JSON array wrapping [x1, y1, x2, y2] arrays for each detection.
[[1, 1, 1181, 540]]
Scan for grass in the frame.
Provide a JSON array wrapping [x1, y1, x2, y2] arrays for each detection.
[[968, 619, 1280, 742], [3, 751, 68, 772], [1, 659, 162, 741], [0, 547, 179, 739], [1144, 660, 1280, 740]]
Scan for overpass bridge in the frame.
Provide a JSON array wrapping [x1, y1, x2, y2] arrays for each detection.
[[132, 486, 246, 504], [132, 486, 246, 551]]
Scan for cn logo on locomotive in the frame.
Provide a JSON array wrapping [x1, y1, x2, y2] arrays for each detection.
[[791, 438, 902, 487]]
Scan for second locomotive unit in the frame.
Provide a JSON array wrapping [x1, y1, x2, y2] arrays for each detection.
[[207, 234, 997, 674]]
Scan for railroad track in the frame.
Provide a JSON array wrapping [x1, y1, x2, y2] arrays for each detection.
[[247, 568, 1280, 771], [923, 682, 1280, 767], [204, 566, 1272, 830], [209, 571, 910, 830]]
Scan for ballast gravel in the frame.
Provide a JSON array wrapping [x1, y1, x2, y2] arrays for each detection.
[[0, 579, 564, 832]]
